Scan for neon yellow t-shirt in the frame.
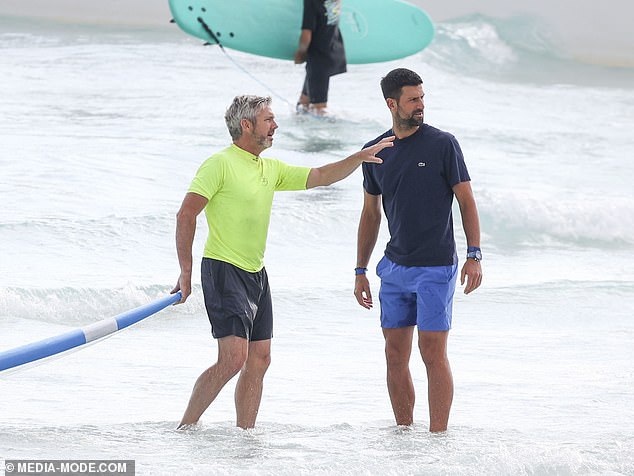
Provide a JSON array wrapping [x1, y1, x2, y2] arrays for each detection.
[[188, 144, 311, 272]]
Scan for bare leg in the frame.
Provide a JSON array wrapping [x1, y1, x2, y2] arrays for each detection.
[[234, 339, 271, 429], [297, 93, 310, 106], [178, 336, 248, 428], [296, 93, 310, 113], [383, 326, 415, 426], [418, 330, 453, 432], [308, 102, 328, 115]]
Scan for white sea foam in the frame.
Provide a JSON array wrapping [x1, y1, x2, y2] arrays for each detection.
[[1, 16, 633, 475]]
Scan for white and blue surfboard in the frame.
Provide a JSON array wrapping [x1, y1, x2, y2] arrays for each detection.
[[0, 292, 182, 373]]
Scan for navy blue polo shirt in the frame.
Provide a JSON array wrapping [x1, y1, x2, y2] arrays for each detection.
[[362, 124, 470, 267]]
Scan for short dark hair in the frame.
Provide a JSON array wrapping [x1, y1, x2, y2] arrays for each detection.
[[380, 68, 423, 100]]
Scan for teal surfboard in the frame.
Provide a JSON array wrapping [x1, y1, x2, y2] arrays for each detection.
[[168, 0, 434, 64]]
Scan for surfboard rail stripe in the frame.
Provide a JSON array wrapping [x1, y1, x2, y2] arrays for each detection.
[[0, 292, 182, 372]]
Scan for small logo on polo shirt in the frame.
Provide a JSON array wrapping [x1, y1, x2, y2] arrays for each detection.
[[418, 162, 426, 167], [261, 176, 269, 186]]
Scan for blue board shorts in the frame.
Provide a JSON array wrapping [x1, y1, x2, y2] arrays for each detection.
[[201, 258, 273, 341], [376, 256, 458, 331]]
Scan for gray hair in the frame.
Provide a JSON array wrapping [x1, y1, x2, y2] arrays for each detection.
[[224, 95, 272, 140]]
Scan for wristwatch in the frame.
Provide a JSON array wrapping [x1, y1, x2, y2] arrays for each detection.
[[466, 246, 482, 262]]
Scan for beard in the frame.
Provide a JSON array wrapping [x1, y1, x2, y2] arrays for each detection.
[[252, 130, 273, 149], [395, 107, 424, 129]]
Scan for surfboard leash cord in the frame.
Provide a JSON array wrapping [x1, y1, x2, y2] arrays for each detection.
[[196, 16, 293, 107]]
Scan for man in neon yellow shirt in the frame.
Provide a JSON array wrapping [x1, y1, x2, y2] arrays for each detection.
[[172, 95, 393, 429]]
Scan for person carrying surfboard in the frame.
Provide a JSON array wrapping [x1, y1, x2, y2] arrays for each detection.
[[294, 0, 346, 116], [353, 68, 483, 432], [172, 95, 393, 429]]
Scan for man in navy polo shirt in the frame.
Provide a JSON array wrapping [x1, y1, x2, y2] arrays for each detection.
[[354, 68, 483, 432]]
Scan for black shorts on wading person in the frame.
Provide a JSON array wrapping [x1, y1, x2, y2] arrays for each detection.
[[201, 258, 273, 341], [297, 0, 347, 112]]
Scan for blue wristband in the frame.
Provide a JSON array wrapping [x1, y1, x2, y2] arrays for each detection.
[[354, 267, 367, 275]]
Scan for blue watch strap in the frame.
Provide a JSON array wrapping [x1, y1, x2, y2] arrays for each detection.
[[354, 267, 368, 275], [466, 248, 482, 261]]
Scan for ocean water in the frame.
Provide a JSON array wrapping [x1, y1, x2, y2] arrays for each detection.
[[1, 14, 634, 475]]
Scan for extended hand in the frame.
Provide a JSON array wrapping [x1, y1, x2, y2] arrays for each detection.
[[359, 136, 394, 164]]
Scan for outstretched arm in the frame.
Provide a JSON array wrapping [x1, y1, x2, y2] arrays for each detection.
[[306, 136, 393, 189], [171, 192, 208, 303], [453, 181, 482, 294], [354, 191, 382, 309]]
